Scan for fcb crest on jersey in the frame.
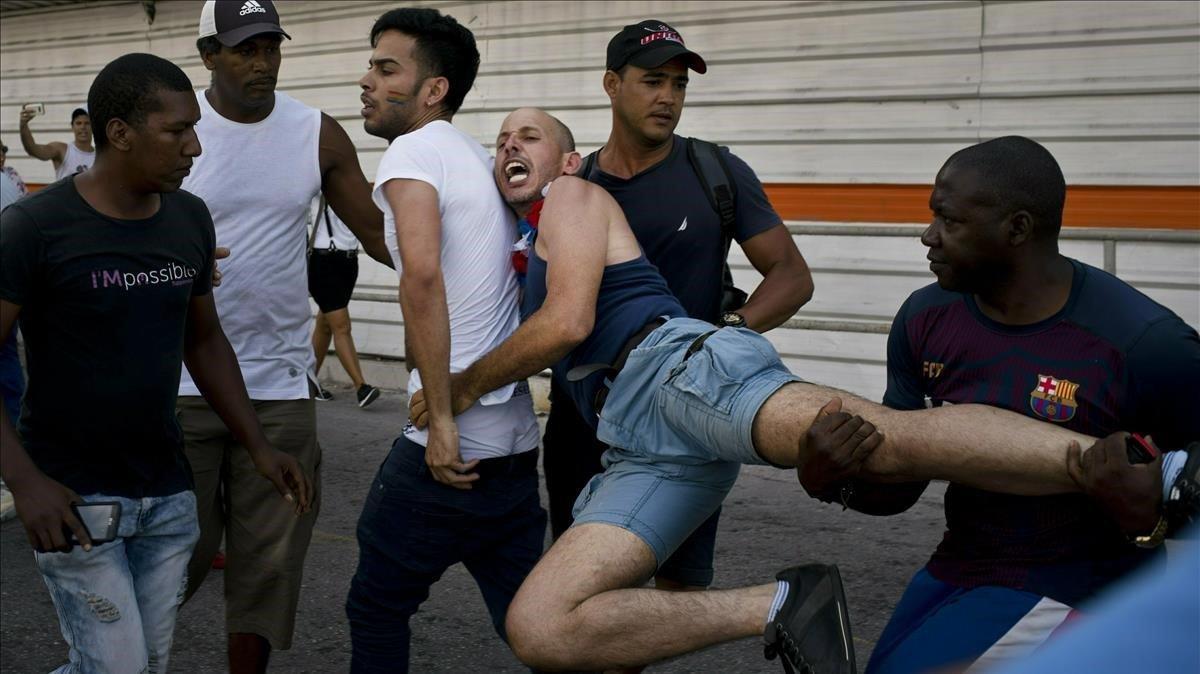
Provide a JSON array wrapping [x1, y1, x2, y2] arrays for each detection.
[[1029, 374, 1079, 422]]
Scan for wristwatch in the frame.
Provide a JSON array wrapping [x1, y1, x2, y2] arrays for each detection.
[[720, 311, 747, 328], [1132, 515, 1169, 548]]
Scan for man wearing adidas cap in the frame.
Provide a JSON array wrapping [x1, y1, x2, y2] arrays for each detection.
[[542, 19, 814, 594], [178, 1, 389, 671]]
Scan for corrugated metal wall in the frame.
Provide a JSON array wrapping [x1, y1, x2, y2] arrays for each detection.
[[2, 0, 1198, 399]]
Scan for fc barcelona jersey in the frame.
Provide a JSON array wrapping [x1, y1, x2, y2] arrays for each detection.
[[885, 258, 1200, 605]]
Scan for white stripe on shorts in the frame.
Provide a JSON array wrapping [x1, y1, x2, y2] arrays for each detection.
[[966, 596, 1073, 671]]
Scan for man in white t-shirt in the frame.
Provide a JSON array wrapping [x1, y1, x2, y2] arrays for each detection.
[[18, 107, 95, 181], [176, 1, 390, 671], [344, 8, 545, 671]]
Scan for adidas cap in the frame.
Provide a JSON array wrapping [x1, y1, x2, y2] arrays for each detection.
[[198, 0, 291, 48]]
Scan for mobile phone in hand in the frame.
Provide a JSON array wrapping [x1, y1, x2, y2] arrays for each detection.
[[65, 501, 121, 547], [21, 103, 45, 116], [1125, 433, 1159, 464]]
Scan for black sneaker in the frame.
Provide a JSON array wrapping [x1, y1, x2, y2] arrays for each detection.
[[314, 387, 334, 402], [764, 564, 856, 674], [356, 384, 381, 409]]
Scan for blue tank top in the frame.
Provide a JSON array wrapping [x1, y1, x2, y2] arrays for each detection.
[[522, 242, 685, 427]]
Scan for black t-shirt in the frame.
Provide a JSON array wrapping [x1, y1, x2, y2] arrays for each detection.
[[583, 135, 781, 322], [0, 177, 215, 497]]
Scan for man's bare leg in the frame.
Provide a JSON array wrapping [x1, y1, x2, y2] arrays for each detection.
[[506, 523, 775, 671], [751, 382, 1091, 495]]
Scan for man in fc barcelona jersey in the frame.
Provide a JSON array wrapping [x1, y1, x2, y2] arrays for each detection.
[[799, 136, 1200, 673]]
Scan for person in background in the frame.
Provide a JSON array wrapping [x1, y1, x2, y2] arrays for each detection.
[[19, 106, 95, 180], [308, 196, 381, 408], [0, 142, 29, 200]]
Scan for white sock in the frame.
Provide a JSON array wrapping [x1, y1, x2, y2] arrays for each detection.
[[766, 580, 790, 625]]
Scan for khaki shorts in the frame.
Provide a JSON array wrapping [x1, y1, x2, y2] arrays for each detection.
[[176, 394, 322, 650]]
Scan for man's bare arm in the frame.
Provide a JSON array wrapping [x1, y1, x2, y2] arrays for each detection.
[[455, 178, 609, 406], [737, 225, 814, 332], [386, 179, 477, 488], [183, 292, 311, 511], [318, 113, 392, 268], [18, 108, 65, 164]]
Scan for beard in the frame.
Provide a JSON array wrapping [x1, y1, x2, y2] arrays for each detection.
[[364, 83, 422, 141]]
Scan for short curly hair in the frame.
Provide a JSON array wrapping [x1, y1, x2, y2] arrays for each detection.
[[369, 8, 479, 115], [87, 53, 194, 151]]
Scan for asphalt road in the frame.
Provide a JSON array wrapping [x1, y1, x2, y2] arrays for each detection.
[[1, 389, 947, 673]]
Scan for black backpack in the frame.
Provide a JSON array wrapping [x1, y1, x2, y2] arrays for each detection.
[[579, 138, 747, 313]]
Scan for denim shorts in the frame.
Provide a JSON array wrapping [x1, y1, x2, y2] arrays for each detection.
[[575, 317, 800, 567]]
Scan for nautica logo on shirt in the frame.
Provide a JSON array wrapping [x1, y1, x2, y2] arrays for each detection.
[[240, 0, 266, 16], [91, 262, 197, 291]]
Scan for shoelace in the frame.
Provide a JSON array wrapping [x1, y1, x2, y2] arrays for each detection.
[[764, 623, 814, 674]]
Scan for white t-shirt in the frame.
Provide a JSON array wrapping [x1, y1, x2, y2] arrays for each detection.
[[179, 91, 322, 400], [373, 120, 538, 459], [310, 198, 360, 251]]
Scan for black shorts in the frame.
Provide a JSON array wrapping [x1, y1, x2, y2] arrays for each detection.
[[307, 249, 359, 313]]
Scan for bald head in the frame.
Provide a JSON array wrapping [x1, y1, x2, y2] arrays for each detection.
[[495, 108, 582, 213], [506, 107, 575, 153]]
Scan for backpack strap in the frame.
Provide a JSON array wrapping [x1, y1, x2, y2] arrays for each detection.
[[685, 137, 738, 245]]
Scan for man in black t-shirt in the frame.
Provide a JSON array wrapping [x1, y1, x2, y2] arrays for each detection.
[[543, 19, 815, 590], [0, 54, 311, 674]]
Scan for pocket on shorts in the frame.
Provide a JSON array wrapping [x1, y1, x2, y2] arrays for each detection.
[[667, 347, 742, 415]]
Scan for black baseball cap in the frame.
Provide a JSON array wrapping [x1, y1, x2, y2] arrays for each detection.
[[606, 20, 707, 74], [198, 0, 291, 48]]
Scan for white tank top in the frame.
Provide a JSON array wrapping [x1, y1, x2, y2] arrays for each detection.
[[179, 90, 322, 400], [55, 143, 94, 180]]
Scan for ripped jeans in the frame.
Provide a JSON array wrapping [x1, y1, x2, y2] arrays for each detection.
[[34, 491, 199, 674]]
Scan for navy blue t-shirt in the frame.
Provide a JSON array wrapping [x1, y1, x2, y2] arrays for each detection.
[[0, 178, 216, 498], [885, 258, 1200, 605], [582, 136, 780, 322]]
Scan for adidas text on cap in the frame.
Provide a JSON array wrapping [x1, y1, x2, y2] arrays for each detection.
[[606, 20, 706, 74], [199, 0, 291, 48]]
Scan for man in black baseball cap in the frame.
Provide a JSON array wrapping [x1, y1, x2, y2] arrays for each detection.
[[606, 19, 707, 73], [538, 11, 813, 636], [198, 0, 290, 47]]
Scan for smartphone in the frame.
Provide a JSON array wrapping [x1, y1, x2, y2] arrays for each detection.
[[66, 501, 121, 546], [21, 103, 44, 117], [1125, 433, 1159, 464]]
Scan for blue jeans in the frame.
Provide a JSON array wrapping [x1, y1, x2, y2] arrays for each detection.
[[34, 490, 199, 674], [346, 436, 546, 673]]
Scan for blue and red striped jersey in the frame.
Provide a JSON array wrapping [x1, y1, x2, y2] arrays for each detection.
[[885, 258, 1200, 605]]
